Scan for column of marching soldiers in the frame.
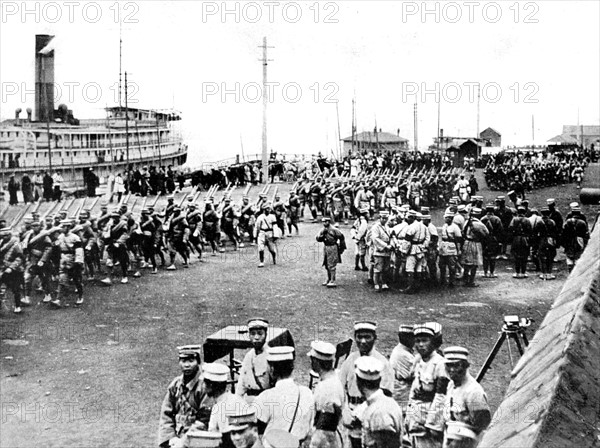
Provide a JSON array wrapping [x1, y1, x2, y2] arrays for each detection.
[[0, 155, 592, 314]]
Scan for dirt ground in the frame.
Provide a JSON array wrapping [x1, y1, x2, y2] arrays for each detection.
[[1, 167, 598, 448]]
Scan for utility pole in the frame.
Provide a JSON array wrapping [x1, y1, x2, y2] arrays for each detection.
[[125, 71, 129, 167], [413, 103, 418, 151], [437, 100, 441, 151], [259, 37, 273, 185], [156, 114, 162, 167]]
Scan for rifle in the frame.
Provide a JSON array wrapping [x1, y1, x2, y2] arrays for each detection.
[[40, 201, 60, 221], [72, 198, 87, 220], [32, 198, 44, 215], [270, 186, 279, 205], [87, 196, 101, 215]]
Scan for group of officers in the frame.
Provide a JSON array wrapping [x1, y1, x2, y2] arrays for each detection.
[[317, 193, 591, 292], [159, 318, 490, 448]]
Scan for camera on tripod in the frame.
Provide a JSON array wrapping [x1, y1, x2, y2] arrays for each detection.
[[503, 315, 532, 331]]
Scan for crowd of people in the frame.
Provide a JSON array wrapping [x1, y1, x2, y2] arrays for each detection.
[[5, 170, 66, 204], [158, 319, 490, 448]]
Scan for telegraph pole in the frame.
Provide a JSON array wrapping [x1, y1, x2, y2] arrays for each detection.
[[413, 103, 418, 151], [259, 37, 273, 184], [125, 71, 129, 167]]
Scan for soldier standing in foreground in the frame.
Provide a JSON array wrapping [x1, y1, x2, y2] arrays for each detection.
[[316, 217, 346, 288]]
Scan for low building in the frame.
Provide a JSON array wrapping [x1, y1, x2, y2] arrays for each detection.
[[561, 125, 600, 149], [342, 129, 409, 155], [445, 138, 481, 165], [479, 127, 502, 147]]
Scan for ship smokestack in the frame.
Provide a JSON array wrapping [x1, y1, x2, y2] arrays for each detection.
[[35, 34, 55, 122], [26, 108, 32, 122]]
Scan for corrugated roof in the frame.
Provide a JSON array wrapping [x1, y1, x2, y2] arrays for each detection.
[[341, 131, 408, 143], [547, 134, 578, 144], [562, 125, 600, 136]]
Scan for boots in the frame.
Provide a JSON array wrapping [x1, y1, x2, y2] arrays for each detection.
[[355, 255, 361, 271], [402, 272, 415, 294], [327, 270, 337, 288], [360, 255, 368, 271]]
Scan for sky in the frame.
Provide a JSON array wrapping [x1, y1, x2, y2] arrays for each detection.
[[1, 1, 599, 167]]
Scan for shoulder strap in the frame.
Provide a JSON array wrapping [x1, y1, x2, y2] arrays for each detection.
[[288, 385, 302, 433]]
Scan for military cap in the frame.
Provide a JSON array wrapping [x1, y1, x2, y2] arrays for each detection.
[[60, 218, 73, 226], [416, 212, 423, 219], [23, 217, 33, 224], [521, 199, 529, 205], [546, 198, 556, 205], [485, 204, 495, 212], [226, 409, 257, 431], [541, 207, 550, 215], [322, 217, 331, 223], [71, 224, 84, 233], [517, 205, 526, 212], [354, 356, 384, 381], [188, 203, 197, 208], [242, 195, 249, 200], [110, 210, 120, 217], [471, 207, 482, 216], [398, 324, 414, 333], [202, 363, 230, 382], [307, 341, 336, 361], [379, 210, 390, 217], [354, 320, 377, 332], [263, 429, 300, 448], [359, 207, 370, 214], [445, 421, 477, 441], [262, 202, 272, 210], [224, 197, 231, 202], [495, 196, 505, 202], [167, 194, 175, 200], [420, 207, 430, 213], [443, 346, 469, 363], [413, 324, 435, 337], [177, 344, 202, 359], [400, 204, 410, 212], [443, 212, 455, 218], [247, 318, 269, 329], [141, 208, 150, 214], [187, 195, 193, 201], [266, 346, 295, 362], [185, 430, 222, 448], [569, 202, 579, 209], [31, 220, 42, 226], [100, 200, 109, 207], [406, 209, 417, 217], [457, 205, 466, 213], [422, 214, 431, 220]]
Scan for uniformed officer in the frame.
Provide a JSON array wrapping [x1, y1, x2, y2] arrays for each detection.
[[339, 321, 394, 448], [404, 211, 430, 293], [438, 212, 462, 287], [562, 207, 589, 272], [204, 362, 247, 448], [538, 208, 558, 280], [460, 208, 488, 287], [480, 205, 503, 278], [316, 217, 346, 288], [51, 219, 84, 307], [389, 324, 415, 411], [508, 206, 533, 278], [370, 211, 393, 292], [158, 345, 209, 448], [442, 347, 491, 448], [308, 340, 344, 448], [406, 323, 449, 448], [254, 204, 278, 268], [254, 346, 315, 444], [227, 409, 263, 448], [22, 220, 53, 305], [236, 318, 272, 402], [355, 356, 403, 448]]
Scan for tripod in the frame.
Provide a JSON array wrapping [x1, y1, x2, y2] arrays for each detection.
[[476, 320, 530, 382]]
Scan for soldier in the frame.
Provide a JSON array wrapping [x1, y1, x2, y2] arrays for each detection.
[[405, 323, 449, 448], [140, 208, 159, 274], [287, 191, 300, 237], [404, 211, 430, 293], [453, 174, 470, 204], [460, 208, 488, 287], [494, 196, 513, 260], [186, 203, 204, 260], [221, 198, 240, 251], [22, 220, 53, 305], [108, 210, 131, 284], [350, 208, 369, 271], [227, 409, 263, 448], [236, 318, 272, 403], [407, 175, 423, 210], [422, 210, 438, 285], [158, 345, 209, 448], [538, 208, 559, 280], [562, 207, 589, 273], [355, 356, 403, 448], [51, 219, 84, 307], [254, 204, 278, 268], [389, 325, 415, 411], [442, 347, 491, 448], [0, 226, 25, 314], [269, 194, 284, 238], [546, 198, 563, 245], [308, 340, 345, 448], [76, 210, 99, 281], [370, 211, 393, 292], [203, 202, 222, 256], [166, 206, 190, 269], [239, 196, 256, 246], [254, 346, 315, 444], [339, 321, 393, 448], [508, 206, 533, 278], [204, 363, 247, 447], [438, 212, 462, 287], [480, 205, 503, 278], [316, 217, 346, 288]]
